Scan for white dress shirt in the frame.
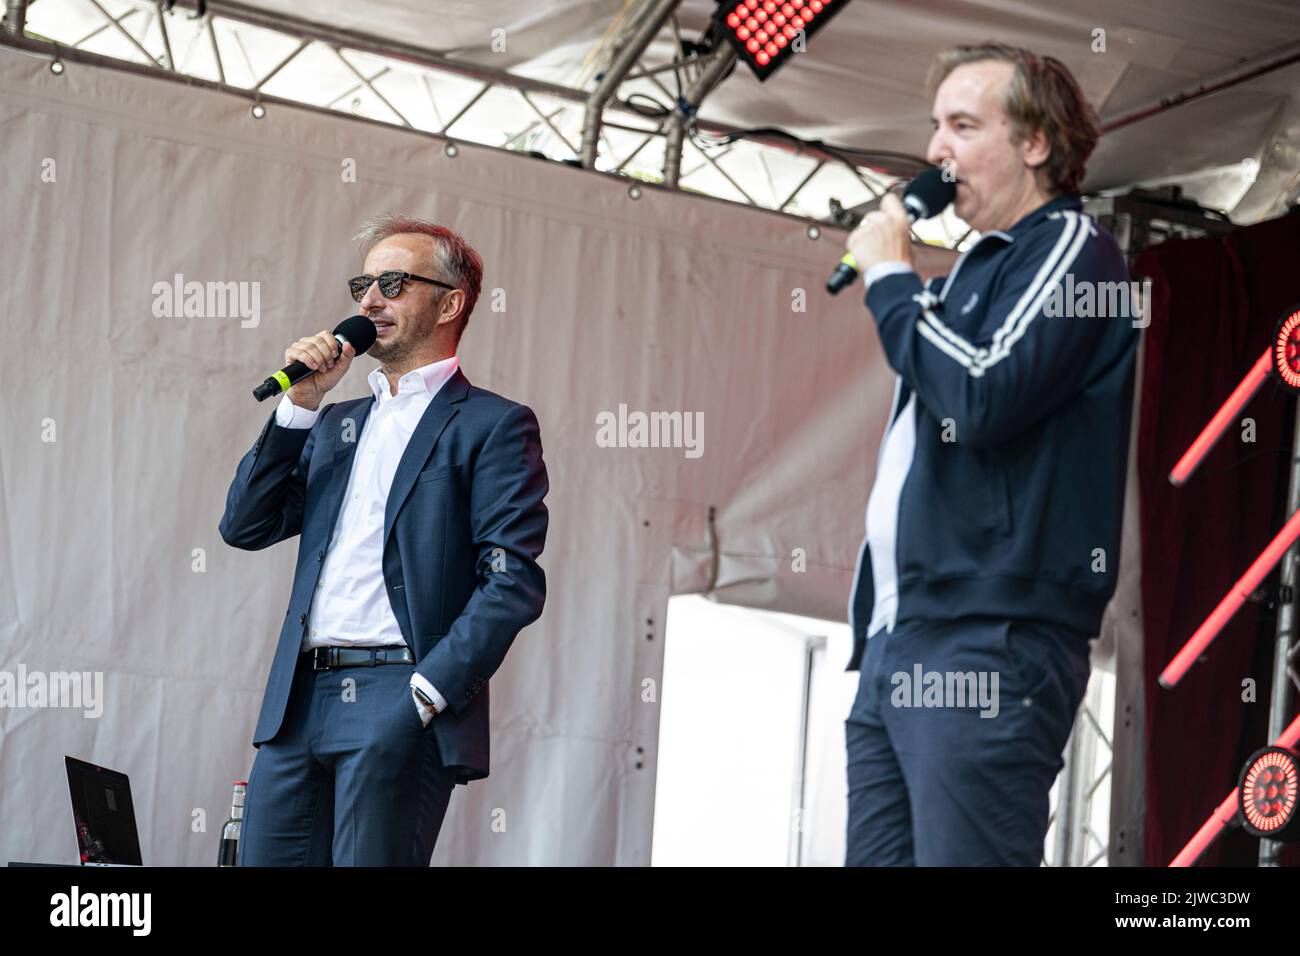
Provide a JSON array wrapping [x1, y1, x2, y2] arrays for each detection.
[[275, 356, 459, 726]]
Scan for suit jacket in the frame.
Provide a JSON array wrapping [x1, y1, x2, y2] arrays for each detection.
[[218, 367, 548, 783]]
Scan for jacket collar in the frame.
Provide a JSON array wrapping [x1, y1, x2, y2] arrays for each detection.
[[934, 194, 1083, 303], [1003, 193, 1083, 241]]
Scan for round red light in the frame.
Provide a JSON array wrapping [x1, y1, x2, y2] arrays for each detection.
[[765, 42, 778, 56], [746, 37, 760, 53], [782, 3, 795, 14], [1239, 746, 1299, 834], [756, 51, 770, 65], [756, 29, 769, 42], [736, 4, 749, 15], [774, 33, 787, 47], [764, 0, 778, 11], [800, 6, 812, 18], [791, 15, 805, 29], [773, 12, 786, 25], [726, 12, 741, 27], [1274, 309, 1300, 390], [783, 24, 797, 37], [755, 9, 767, 21], [811, 0, 824, 10], [737, 25, 750, 38], [746, 17, 759, 30]]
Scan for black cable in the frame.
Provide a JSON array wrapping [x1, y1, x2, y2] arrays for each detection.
[[622, 92, 673, 118], [707, 125, 927, 174]]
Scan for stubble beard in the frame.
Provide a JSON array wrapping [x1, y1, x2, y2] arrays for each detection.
[[370, 306, 437, 373]]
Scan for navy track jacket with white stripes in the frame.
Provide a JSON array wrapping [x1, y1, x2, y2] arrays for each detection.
[[847, 193, 1138, 671]]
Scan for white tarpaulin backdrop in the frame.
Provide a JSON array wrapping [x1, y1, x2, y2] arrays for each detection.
[[0, 48, 920, 865]]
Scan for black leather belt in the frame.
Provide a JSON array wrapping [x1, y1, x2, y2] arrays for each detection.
[[310, 646, 415, 671]]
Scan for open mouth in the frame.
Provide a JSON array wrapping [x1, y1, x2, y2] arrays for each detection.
[[374, 321, 395, 336]]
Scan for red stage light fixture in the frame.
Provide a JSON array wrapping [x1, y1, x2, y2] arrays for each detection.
[[714, 0, 851, 81], [1171, 713, 1300, 865], [1237, 746, 1300, 841], [1273, 305, 1300, 392]]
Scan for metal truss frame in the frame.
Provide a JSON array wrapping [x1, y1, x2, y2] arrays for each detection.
[[1046, 672, 1115, 866], [1, 0, 922, 232]]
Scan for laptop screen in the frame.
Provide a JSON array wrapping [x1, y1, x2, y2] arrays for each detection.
[[65, 756, 142, 866]]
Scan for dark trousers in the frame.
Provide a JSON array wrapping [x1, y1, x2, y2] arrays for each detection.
[[239, 649, 456, 866], [845, 616, 1092, 866]]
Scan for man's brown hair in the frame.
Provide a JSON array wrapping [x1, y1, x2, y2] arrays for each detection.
[[927, 43, 1101, 196]]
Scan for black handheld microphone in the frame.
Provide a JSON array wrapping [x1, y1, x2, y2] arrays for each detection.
[[252, 314, 378, 402], [826, 166, 957, 295]]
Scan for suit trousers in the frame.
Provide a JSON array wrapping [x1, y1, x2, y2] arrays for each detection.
[[239, 649, 456, 866], [844, 615, 1092, 866]]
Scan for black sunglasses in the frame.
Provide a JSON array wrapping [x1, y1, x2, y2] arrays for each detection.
[[348, 270, 456, 302]]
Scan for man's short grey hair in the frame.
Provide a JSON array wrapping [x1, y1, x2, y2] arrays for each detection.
[[353, 214, 484, 339]]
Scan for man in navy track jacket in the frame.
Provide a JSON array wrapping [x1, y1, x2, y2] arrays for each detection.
[[843, 44, 1138, 866]]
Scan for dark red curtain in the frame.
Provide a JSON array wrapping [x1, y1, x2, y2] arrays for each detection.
[[1134, 208, 1300, 866]]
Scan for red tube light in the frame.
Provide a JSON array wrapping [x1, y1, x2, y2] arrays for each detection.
[[1168, 349, 1270, 487], [1158, 504, 1300, 688], [1169, 305, 1300, 486]]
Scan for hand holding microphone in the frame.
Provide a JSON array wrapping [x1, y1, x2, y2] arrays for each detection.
[[827, 166, 957, 294], [845, 192, 915, 280], [252, 314, 377, 404], [283, 331, 356, 411]]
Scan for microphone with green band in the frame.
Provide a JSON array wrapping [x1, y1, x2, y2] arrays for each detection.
[[252, 314, 377, 402], [826, 166, 956, 295]]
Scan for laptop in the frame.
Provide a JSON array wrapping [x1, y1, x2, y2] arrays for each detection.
[[65, 756, 143, 866]]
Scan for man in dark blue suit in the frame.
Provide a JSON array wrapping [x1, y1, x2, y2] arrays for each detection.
[[219, 216, 548, 866]]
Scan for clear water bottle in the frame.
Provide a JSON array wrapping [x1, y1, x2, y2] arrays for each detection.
[[218, 781, 246, 866]]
